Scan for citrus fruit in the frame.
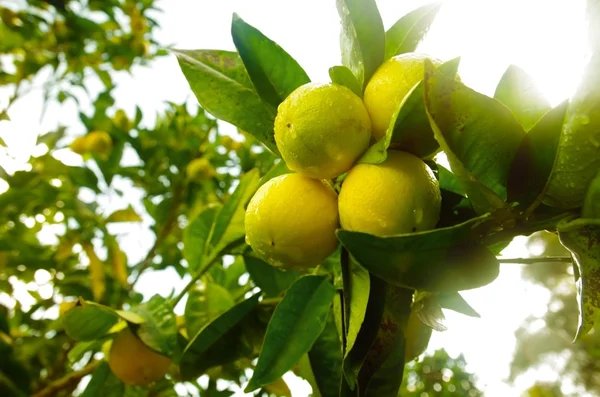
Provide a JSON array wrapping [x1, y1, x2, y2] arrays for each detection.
[[338, 150, 441, 236], [274, 83, 371, 180], [364, 53, 442, 141], [245, 173, 339, 270], [108, 327, 172, 386], [86, 131, 113, 157], [69, 136, 88, 155], [186, 158, 215, 183]]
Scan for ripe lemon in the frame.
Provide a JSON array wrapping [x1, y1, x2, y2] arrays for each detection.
[[245, 173, 339, 270], [364, 53, 442, 141], [339, 150, 441, 236], [69, 136, 88, 155], [274, 83, 371, 180], [86, 131, 113, 158], [108, 327, 172, 386]]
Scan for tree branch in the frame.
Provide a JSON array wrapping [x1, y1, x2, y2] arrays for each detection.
[[497, 256, 572, 264], [31, 361, 101, 397]]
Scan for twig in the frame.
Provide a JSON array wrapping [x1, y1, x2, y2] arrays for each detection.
[[131, 182, 185, 285], [31, 361, 101, 397], [170, 254, 221, 308], [497, 256, 572, 264]]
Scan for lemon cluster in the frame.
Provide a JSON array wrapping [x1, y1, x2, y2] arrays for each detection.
[[245, 53, 443, 271]]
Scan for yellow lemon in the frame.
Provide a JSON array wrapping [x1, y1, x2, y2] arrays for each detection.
[[339, 150, 441, 236], [86, 131, 113, 158], [245, 173, 339, 270], [69, 136, 88, 155], [108, 327, 172, 386], [364, 53, 442, 141], [274, 83, 371, 180]]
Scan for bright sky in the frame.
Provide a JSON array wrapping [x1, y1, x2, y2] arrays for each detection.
[[0, 0, 593, 396]]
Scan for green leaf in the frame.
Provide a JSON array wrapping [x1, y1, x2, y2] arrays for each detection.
[[62, 302, 120, 341], [245, 275, 336, 392], [437, 164, 466, 197], [342, 259, 370, 358], [385, 2, 442, 60], [174, 49, 279, 154], [337, 215, 500, 292], [506, 101, 569, 209], [259, 159, 291, 187], [436, 292, 480, 317], [343, 276, 386, 389], [558, 221, 600, 340], [336, 0, 385, 88], [183, 205, 220, 272], [359, 285, 412, 396], [209, 169, 260, 253], [329, 66, 363, 98], [106, 206, 143, 223], [404, 308, 432, 363], [80, 362, 126, 397], [131, 295, 178, 357], [184, 282, 235, 338], [184, 293, 260, 356], [308, 310, 343, 397], [244, 254, 301, 297], [231, 14, 310, 108], [359, 58, 459, 164], [68, 339, 106, 363], [583, 170, 600, 219], [424, 59, 525, 214], [494, 65, 552, 131], [543, 53, 600, 209]]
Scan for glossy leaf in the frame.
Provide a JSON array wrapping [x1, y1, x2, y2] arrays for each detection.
[[360, 58, 460, 163], [543, 53, 600, 209], [385, 2, 442, 59], [337, 215, 500, 292], [174, 49, 279, 154], [245, 275, 336, 392], [336, 0, 385, 88], [507, 101, 569, 209], [494, 65, 552, 131], [183, 205, 220, 272], [231, 14, 310, 108], [131, 295, 178, 356], [359, 285, 412, 396], [342, 259, 370, 357], [329, 65, 363, 98], [185, 282, 235, 338], [244, 254, 301, 297], [424, 59, 525, 214], [184, 293, 260, 356], [309, 311, 343, 397], [62, 302, 120, 341], [208, 169, 260, 255], [343, 276, 386, 389], [436, 292, 480, 318], [558, 220, 600, 339], [583, 170, 600, 219]]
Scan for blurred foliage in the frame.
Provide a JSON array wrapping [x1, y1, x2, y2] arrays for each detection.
[[400, 349, 482, 396], [510, 231, 600, 396]]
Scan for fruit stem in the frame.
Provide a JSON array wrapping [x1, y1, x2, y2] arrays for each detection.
[[497, 256, 572, 264]]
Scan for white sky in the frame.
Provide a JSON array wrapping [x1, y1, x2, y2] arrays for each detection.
[[0, 0, 593, 396]]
